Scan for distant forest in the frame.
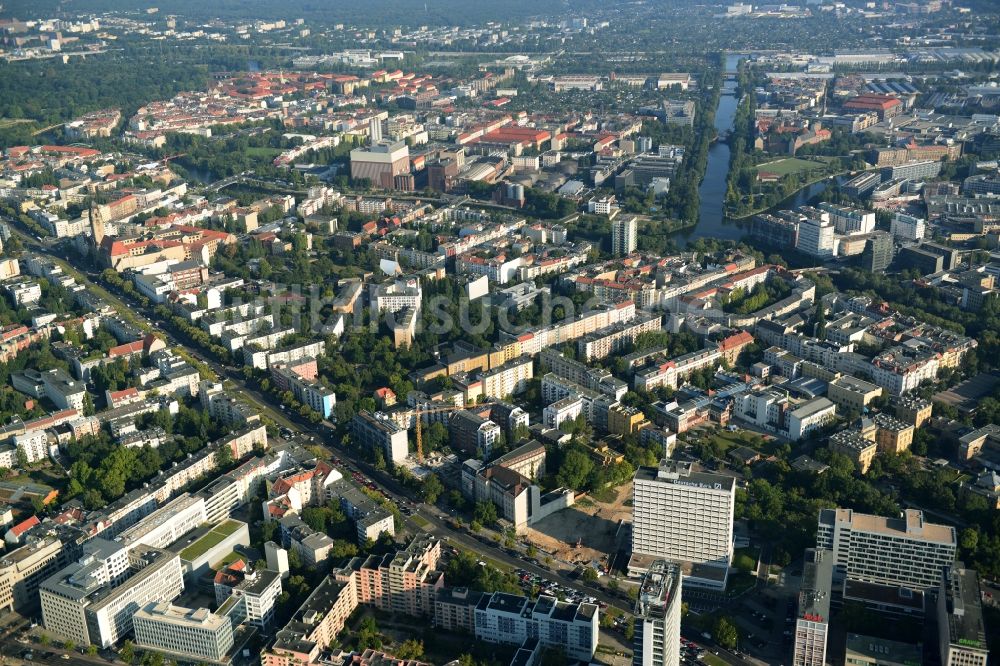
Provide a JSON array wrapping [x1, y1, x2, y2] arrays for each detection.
[[3, 0, 606, 26]]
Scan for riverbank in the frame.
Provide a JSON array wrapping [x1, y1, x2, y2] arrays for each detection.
[[724, 169, 852, 221]]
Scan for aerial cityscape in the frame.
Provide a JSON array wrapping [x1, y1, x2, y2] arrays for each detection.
[[0, 0, 996, 665]]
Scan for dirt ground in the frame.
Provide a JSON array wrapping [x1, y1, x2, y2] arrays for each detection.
[[526, 484, 633, 565]]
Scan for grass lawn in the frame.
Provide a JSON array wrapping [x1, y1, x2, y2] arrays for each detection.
[[754, 157, 828, 177], [706, 427, 778, 455], [180, 520, 244, 561], [589, 486, 618, 503], [214, 550, 245, 568], [702, 653, 728, 666], [410, 514, 430, 529]]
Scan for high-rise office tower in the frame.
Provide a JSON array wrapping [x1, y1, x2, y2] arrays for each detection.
[[632, 560, 682, 666], [631, 461, 735, 590], [791, 548, 832, 666], [816, 508, 956, 590]]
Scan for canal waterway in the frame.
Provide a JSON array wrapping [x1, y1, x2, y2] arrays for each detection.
[[684, 53, 838, 245]]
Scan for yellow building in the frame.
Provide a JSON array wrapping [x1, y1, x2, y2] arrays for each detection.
[[827, 375, 884, 412], [874, 414, 914, 454], [608, 404, 647, 436], [894, 396, 932, 428], [829, 430, 878, 474]]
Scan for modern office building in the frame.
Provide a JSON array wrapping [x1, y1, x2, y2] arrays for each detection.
[[843, 634, 923, 666], [133, 602, 236, 663], [474, 592, 599, 662], [40, 544, 184, 647], [796, 216, 835, 258], [632, 560, 682, 666], [890, 212, 926, 242], [937, 565, 990, 666], [631, 461, 735, 589], [0, 535, 67, 612], [861, 231, 894, 272], [214, 560, 282, 631], [818, 202, 875, 234], [816, 508, 956, 590], [612, 216, 638, 256], [791, 548, 832, 666], [116, 493, 207, 552]]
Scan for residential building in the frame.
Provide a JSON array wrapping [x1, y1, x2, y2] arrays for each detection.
[[861, 231, 894, 273], [873, 413, 914, 454], [894, 395, 932, 428], [351, 411, 409, 464], [262, 576, 359, 666], [631, 461, 735, 589], [612, 217, 638, 256], [791, 548, 832, 666], [816, 508, 956, 590], [543, 395, 583, 430], [474, 593, 599, 662], [449, 409, 501, 458], [133, 602, 235, 663], [829, 430, 878, 475], [334, 535, 442, 618], [632, 561, 682, 666], [480, 356, 534, 399], [818, 203, 875, 235]]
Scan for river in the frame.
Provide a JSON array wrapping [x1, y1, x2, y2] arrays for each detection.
[[682, 53, 837, 245]]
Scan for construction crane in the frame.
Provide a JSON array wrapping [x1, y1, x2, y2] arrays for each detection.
[[159, 153, 186, 165], [403, 401, 505, 462]]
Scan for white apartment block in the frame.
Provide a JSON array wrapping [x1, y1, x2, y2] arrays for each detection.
[[577, 313, 662, 362], [890, 212, 926, 242], [14, 429, 49, 464], [214, 565, 282, 631], [480, 355, 534, 399], [612, 216, 637, 256], [474, 592, 599, 662], [40, 545, 184, 648], [133, 602, 235, 662], [632, 461, 735, 589], [372, 277, 422, 314], [816, 508, 957, 590], [351, 410, 409, 464], [869, 351, 939, 395], [633, 561, 682, 666], [543, 395, 584, 429]]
